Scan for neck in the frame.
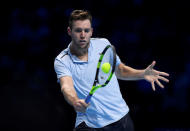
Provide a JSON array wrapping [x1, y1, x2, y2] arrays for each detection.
[[77, 54, 88, 61], [70, 42, 89, 61]]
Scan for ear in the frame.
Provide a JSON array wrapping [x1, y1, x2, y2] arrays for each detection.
[[67, 27, 72, 36], [90, 27, 93, 37]]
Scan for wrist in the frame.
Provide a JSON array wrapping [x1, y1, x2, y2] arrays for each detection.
[[140, 69, 146, 79], [71, 97, 79, 107]]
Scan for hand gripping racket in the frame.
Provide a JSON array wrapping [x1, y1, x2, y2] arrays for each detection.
[[85, 45, 116, 103]]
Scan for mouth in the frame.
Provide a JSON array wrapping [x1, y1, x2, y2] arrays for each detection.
[[79, 40, 87, 46], [79, 40, 86, 43]]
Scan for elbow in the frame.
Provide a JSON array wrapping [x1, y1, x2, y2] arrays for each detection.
[[115, 63, 131, 80]]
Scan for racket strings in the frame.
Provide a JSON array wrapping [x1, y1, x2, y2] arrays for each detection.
[[98, 47, 114, 85]]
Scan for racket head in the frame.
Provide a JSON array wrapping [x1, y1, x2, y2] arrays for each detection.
[[89, 45, 116, 95], [97, 45, 116, 86]]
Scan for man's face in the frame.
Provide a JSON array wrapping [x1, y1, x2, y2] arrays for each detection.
[[68, 19, 93, 49]]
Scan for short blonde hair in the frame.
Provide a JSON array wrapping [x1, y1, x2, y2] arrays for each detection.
[[69, 10, 92, 29]]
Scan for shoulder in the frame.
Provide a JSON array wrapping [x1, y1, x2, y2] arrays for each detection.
[[90, 38, 111, 49], [91, 38, 111, 44], [54, 48, 70, 65]]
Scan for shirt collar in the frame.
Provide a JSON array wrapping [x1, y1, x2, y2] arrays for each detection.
[[67, 40, 92, 63]]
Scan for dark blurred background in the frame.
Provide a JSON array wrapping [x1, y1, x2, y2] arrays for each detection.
[[0, 1, 189, 131]]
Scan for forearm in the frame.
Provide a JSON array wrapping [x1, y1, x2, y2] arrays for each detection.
[[61, 84, 79, 106], [59, 76, 88, 112], [116, 63, 145, 80]]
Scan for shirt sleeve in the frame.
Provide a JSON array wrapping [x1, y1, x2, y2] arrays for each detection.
[[116, 55, 121, 67], [103, 38, 121, 67], [54, 58, 72, 83]]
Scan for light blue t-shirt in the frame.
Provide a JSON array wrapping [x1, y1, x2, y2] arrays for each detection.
[[54, 38, 129, 128]]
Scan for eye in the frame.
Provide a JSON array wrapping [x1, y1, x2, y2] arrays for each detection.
[[84, 29, 90, 33], [75, 28, 82, 33]]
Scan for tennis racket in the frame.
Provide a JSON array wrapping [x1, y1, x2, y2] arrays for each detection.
[[85, 45, 116, 104]]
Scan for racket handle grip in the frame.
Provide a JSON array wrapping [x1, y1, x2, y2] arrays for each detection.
[[85, 94, 92, 104]]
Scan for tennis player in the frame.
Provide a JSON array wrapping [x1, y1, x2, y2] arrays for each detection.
[[54, 10, 169, 131]]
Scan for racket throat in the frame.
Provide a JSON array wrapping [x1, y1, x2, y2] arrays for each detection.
[[90, 85, 101, 94]]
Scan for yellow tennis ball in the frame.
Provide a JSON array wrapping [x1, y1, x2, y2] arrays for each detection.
[[101, 63, 111, 73]]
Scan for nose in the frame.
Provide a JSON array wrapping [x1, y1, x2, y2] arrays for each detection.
[[80, 31, 85, 38]]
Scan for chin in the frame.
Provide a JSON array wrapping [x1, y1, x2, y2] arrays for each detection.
[[79, 42, 89, 48], [80, 45, 88, 49]]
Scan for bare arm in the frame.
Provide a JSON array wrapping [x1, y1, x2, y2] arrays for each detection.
[[59, 76, 88, 112], [115, 61, 169, 91], [115, 63, 144, 80]]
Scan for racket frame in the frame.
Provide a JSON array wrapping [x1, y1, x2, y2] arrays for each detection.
[[85, 45, 116, 103]]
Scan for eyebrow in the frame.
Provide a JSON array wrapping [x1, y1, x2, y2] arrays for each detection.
[[74, 28, 91, 32]]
